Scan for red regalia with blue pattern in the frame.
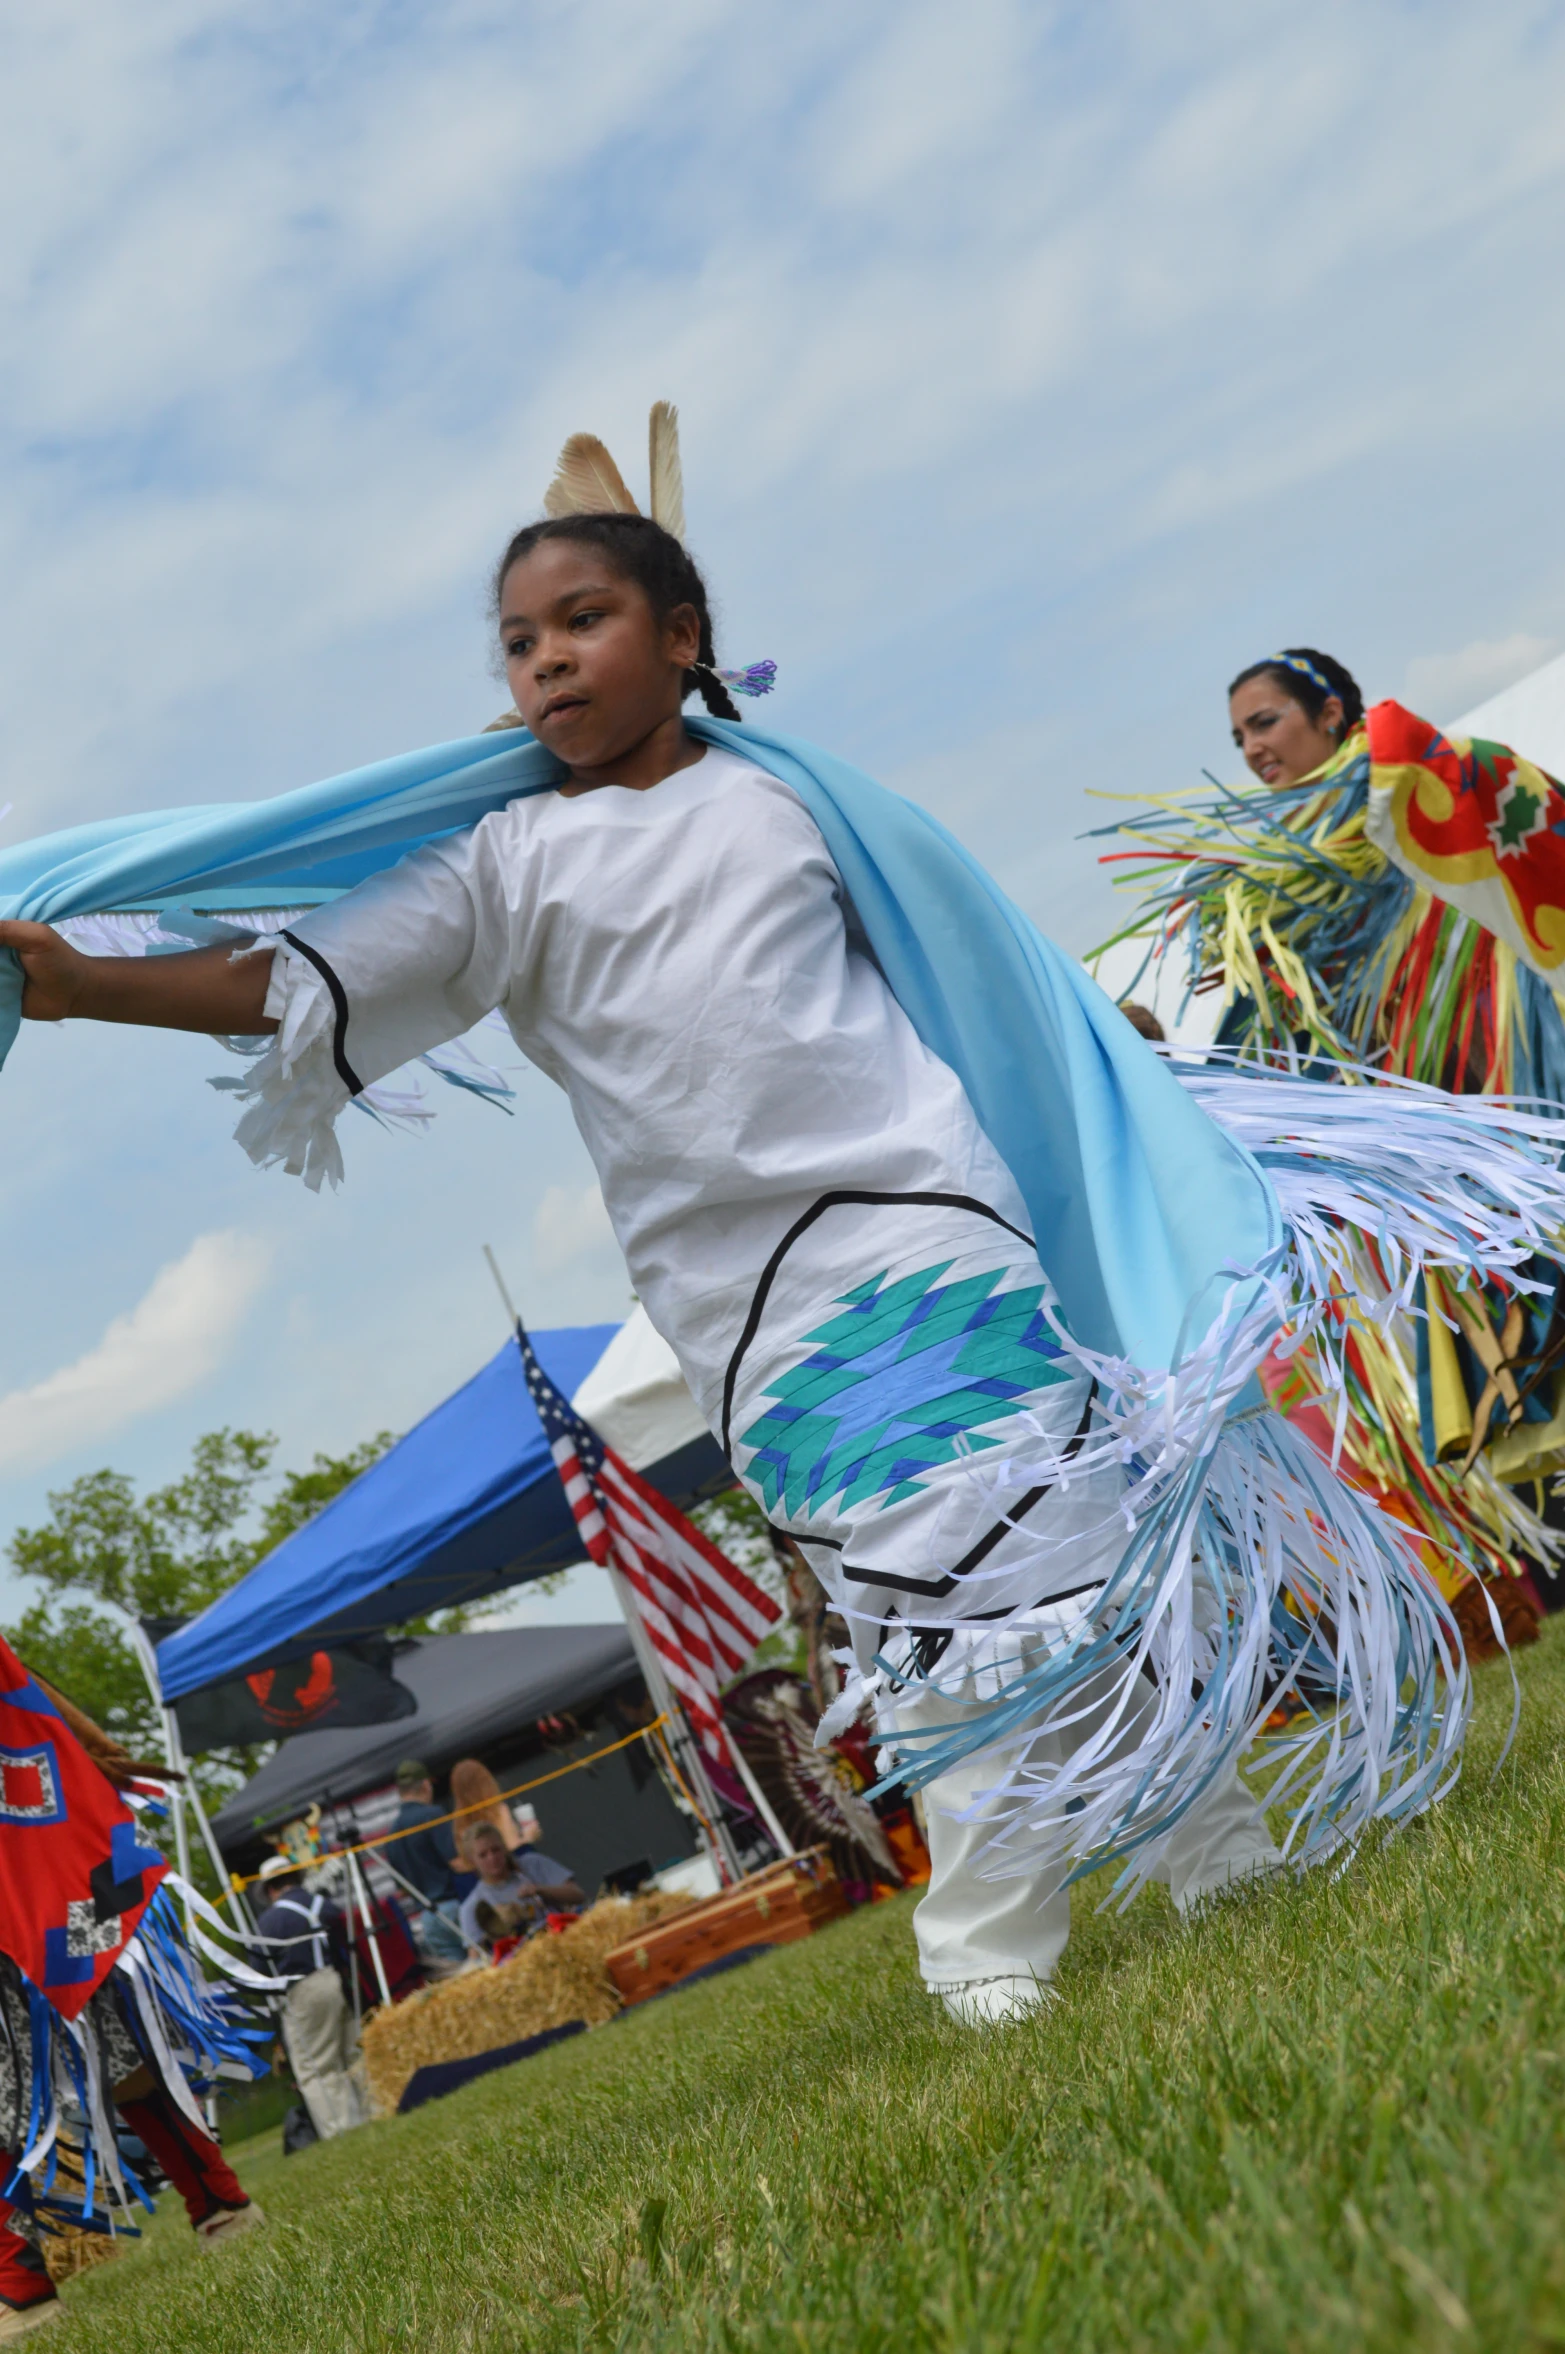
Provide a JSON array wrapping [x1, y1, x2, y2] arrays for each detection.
[[0, 1637, 166, 2019]]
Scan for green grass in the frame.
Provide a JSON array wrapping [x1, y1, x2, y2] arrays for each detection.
[[48, 1620, 1565, 2352]]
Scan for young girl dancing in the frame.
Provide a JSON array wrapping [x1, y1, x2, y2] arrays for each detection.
[[4, 417, 1563, 2026]]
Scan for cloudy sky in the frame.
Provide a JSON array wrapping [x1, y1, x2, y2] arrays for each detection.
[[2, 0, 1564, 1620]]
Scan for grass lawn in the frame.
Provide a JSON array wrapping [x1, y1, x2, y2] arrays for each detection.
[[46, 1620, 1565, 2353]]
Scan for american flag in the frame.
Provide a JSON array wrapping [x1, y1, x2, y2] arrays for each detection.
[[518, 1326, 780, 1759]]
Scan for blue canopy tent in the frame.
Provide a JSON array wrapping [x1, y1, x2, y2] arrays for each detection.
[[154, 1321, 730, 1704]]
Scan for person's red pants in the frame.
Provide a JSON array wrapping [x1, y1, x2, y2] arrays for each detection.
[[117, 2087, 249, 2228], [0, 2086, 249, 2307], [0, 2181, 53, 2316]]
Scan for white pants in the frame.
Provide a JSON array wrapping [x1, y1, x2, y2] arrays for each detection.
[[282, 1967, 369, 2139], [900, 1652, 1283, 1989]]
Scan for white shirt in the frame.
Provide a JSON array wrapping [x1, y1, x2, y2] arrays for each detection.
[[251, 748, 1028, 1420]]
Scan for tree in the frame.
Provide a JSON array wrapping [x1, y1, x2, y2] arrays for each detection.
[[2, 1426, 406, 1785]]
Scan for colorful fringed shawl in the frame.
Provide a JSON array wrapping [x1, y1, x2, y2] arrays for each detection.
[[0, 1646, 165, 2019], [1096, 699, 1565, 1503], [1098, 699, 1565, 1097], [1365, 702, 1565, 987], [0, 1640, 270, 2232]]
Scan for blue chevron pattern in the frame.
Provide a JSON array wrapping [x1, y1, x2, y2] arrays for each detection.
[[738, 1260, 1069, 1520]]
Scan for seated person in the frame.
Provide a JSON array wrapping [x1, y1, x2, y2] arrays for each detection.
[[458, 1820, 585, 1951]]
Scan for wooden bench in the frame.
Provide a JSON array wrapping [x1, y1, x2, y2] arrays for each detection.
[[604, 1846, 851, 2006]]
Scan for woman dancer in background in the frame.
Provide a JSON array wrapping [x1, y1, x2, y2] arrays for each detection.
[[1098, 646, 1565, 1649]]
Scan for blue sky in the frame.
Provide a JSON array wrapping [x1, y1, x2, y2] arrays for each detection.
[[3, 0, 1565, 1619]]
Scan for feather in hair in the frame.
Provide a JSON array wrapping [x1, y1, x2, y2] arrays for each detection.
[[542, 433, 639, 520], [647, 401, 686, 544]]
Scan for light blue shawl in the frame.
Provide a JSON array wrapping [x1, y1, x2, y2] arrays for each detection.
[[0, 716, 1279, 1371]]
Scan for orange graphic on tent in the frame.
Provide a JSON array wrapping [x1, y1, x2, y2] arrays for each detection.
[[244, 1651, 339, 1729]]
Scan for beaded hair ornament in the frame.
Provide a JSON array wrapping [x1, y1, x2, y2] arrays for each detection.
[[1269, 652, 1336, 698]]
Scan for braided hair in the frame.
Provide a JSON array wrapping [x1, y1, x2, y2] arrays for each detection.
[[492, 512, 742, 721], [1227, 647, 1365, 738]]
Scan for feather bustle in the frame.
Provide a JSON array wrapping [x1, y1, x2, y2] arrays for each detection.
[[648, 400, 686, 543], [542, 433, 639, 519]]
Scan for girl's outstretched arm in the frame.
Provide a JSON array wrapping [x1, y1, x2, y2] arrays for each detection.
[[0, 922, 276, 1034]]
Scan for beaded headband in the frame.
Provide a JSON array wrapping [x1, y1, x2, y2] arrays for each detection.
[[1269, 653, 1335, 698]]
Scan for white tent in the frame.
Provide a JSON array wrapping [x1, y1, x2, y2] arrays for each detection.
[[1453, 646, 1565, 775], [571, 1308, 709, 1468]]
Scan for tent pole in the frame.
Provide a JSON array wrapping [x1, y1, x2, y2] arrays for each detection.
[[720, 1730, 796, 1861], [127, 1622, 258, 1936], [165, 1738, 194, 1927], [608, 1568, 744, 1885], [187, 1772, 258, 1940], [126, 1623, 195, 1932], [346, 1844, 392, 2008]]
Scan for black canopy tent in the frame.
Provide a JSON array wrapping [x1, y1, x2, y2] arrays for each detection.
[[209, 1626, 699, 1896]]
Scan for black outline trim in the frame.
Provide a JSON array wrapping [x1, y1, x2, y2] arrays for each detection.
[[280, 931, 364, 1097], [907, 1560, 1110, 1680]]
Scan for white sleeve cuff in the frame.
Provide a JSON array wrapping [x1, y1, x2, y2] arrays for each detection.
[[231, 938, 350, 1191]]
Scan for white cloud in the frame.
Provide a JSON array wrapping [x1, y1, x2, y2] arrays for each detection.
[[0, 1230, 269, 1472], [1404, 636, 1561, 725], [0, 0, 1561, 845], [531, 1183, 618, 1274]]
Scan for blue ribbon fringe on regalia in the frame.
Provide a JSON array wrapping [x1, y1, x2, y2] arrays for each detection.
[[2, 1881, 271, 2236]]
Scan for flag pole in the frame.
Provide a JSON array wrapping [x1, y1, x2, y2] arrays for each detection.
[[717, 1719, 796, 1861], [605, 1565, 745, 1885], [481, 1247, 745, 1887]]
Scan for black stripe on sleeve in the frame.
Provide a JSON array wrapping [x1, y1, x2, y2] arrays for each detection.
[[280, 931, 364, 1097]]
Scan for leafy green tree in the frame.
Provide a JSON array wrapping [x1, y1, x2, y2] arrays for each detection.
[[2, 1427, 402, 1778]]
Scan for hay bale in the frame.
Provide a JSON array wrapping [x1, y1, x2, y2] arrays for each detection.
[[360, 1890, 696, 2114]]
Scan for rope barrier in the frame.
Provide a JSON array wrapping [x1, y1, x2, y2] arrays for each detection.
[[231, 1714, 672, 1890]]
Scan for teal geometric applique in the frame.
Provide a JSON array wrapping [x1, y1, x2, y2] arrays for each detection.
[[737, 1260, 1068, 1522]]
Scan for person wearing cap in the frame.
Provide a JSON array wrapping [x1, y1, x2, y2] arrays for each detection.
[[388, 1759, 467, 1967], [253, 1857, 367, 2141], [390, 1761, 460, 1903]]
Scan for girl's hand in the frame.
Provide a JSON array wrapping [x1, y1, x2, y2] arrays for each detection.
[[0, 920, 95, 1020], [0, 923, 276, 1034]]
